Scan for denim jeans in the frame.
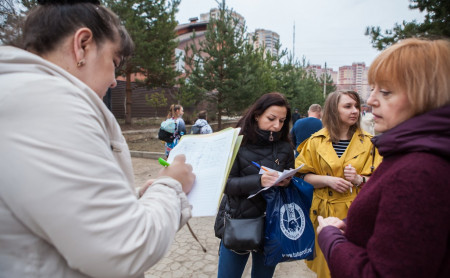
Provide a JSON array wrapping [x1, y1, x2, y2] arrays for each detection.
[[217, 241, 276, 278]]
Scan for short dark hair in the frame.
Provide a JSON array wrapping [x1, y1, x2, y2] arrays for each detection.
[[198, 110, 207, 120], [23, 1, 134, 66], [237, 92, 291, 145]]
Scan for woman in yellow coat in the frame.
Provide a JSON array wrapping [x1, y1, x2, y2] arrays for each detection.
[[295, 91, 382, 278]]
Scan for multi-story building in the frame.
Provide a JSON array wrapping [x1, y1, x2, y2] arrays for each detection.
[[199, 8, 245, 30], [307, 64, 338, 85], [337, 62, 371, 102], [174, 17, 209, 76], [249, 29, 280, 57], [176, 8, 247, 75], [200, 9, 279, 57]]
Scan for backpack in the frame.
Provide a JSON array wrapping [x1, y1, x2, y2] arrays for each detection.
[[191, 125, 201, 134], [158, 118, 176, 143]]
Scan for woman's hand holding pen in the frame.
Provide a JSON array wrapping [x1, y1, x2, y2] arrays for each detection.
[[253, 161, 290, 188], [158, 154, 195, 194], [344, 164, 361, 186], [261, 171, 278, 187], [260, 171, 292, 187], [276, 176, 292, 187]]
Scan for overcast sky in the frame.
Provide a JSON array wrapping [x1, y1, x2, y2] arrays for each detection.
[[175, 0, 425, 70]]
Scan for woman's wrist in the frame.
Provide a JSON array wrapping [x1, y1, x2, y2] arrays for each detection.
[[356, 175, 366, 186]]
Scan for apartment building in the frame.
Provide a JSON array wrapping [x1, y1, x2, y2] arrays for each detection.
[[199, 9, 280, 57], [174, 17, 209, 75], [199, 8, 245, 29], [249, 29, 280, 57], [337, 62, 371, 102], [307, 64, 338, 85]]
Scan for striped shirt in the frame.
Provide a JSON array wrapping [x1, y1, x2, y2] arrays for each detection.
[[332, 140, 350, 158]]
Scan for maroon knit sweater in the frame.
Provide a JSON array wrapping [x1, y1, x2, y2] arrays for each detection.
[[318, 105, 450, 278]]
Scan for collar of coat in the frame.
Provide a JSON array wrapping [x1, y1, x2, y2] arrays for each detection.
[[298, 128, 374, 164]]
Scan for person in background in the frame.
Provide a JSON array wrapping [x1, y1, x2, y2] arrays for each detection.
[[295, 90, 382, 278], [291, 103, 323, 156], [191, 110, 213, 134], [360, 105, 375, 135], [292, 108, 301, 125], [165, 104, 186, 157], [214, 92, 295, 278], [0, 1, 195, 277], [317, 38, 450, 278]]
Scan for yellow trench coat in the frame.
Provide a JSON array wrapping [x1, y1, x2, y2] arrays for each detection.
[[295, 128, 382, 278]]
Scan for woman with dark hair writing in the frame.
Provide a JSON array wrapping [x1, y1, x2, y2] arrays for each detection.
[[215, 92, 295, 277]]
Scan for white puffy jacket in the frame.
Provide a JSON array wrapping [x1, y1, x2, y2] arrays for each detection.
[[0, 46, 191, 278]]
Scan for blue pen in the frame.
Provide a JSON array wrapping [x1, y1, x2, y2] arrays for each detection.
[[251, 161, 269, 172]]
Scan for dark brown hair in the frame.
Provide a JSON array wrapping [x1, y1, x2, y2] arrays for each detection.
[[322, 91, 361, 143], [237, 92, 291, 145], [23, 0, 133, 65], [197, 110, 207, 120]]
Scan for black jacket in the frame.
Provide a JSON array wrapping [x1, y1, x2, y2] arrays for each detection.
[[214, 131, 294, 238]]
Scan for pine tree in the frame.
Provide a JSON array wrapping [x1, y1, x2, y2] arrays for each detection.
[[183, 1, 255, 129], [0, 0, 37, 46], [366, 0, 450, 50], [105, 0, 181, 124]]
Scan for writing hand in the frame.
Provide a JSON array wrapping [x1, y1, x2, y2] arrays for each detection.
[[276, 176, 292, 187], [158, 154, 195, 194], [261, 171, 279, 187]]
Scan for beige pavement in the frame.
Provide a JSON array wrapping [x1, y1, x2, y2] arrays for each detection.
[[132, 157, 316, 278]]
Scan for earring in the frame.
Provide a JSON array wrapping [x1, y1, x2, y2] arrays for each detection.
[[77, 59, 85, 67]]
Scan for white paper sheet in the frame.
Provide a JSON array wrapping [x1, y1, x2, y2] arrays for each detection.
[[247, 164, 305, 199], [167, 128, 241, 217]]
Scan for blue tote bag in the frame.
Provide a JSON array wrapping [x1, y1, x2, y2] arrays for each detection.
[[262, 177, 315, 266]]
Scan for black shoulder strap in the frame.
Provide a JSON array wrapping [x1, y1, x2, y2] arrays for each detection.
[[370, 144, 376, 173]]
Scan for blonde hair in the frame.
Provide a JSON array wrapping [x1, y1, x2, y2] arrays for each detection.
[[322, 91, 361, 143], [167, 104, 183, 119], [368, 38, 450, 115], [308, 104, 322, 113]]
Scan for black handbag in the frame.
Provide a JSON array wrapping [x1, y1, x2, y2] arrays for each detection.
[[214, 195, 228, 239], [222, 213, 265, 251], [158, 128, 175, 143]]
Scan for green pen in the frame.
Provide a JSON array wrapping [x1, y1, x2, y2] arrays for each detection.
[[158, 157, 170, 167]]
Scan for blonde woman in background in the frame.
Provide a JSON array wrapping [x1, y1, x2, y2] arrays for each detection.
[[165, 104, 186, 157], [295, 90, 382, 278]]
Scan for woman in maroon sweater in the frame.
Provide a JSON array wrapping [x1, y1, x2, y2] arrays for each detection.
[[317, 38, 450, 277]]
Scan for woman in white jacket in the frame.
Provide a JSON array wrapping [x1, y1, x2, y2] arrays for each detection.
[[0, 1, 195, 277]]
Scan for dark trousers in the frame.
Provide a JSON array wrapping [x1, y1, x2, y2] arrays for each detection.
[[217, 241, 276, 278]]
